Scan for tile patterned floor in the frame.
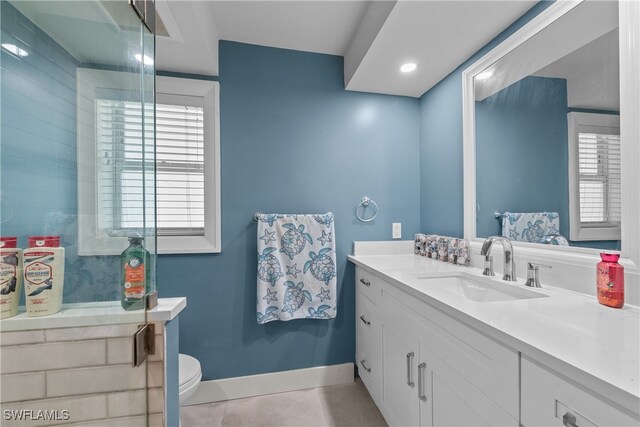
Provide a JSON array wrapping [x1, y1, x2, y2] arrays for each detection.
[[180, 379, 387, 427]]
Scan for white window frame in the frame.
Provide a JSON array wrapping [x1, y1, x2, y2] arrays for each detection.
[[567, 111, 620, 241], [77, 69, 221, 255]]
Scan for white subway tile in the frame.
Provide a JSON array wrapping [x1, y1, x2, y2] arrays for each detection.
[[148, 387, 164, 414], [0, 372, 46, 403], [58, 415, 147, 427], [106, 389, 146, 418], [46, 365, 146, 397], [0, 330, 45, 346], [147, 362, 164, 388], [0, 341, 106, 374], [106, 338, 133, 365], [148, 412, 164, 427], [0, 394, 107, 427], [45, 324, 140, 342]]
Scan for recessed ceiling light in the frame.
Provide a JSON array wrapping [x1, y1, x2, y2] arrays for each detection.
[[400, 62, 418, 73], [475, 70, 494, 80], [135, 53, 154, 66], [2, 43, 28, 57]]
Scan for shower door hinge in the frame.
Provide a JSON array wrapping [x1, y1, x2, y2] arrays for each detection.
[[129, 0, 156, 33], [146, 290, 158, 310], [133, 323, 156, 367]]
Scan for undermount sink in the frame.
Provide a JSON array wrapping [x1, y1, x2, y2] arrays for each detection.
[[414, 276, 548, 302]]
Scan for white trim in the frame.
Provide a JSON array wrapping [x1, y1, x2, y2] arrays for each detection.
[[619, 0, 640, 270], [184, 363, 354, 405], [76, 71, 221, 256], [155, 77, 221, 255], [77, 68, 133, 256], [462, 1, 639, 270], [567, 112, 621, 241]]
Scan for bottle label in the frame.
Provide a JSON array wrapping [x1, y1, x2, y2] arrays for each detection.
[[124, 257, 145, 300]]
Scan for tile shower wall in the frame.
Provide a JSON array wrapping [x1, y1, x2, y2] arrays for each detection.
[[0, 1, 120, 304], [157, 41, 421, 381], [0, 323, 164, 426]]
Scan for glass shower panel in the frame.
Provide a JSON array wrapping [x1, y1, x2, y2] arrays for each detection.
[[1, 1, 157, 425]]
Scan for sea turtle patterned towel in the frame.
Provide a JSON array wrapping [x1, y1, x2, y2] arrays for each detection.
[[256, 213, 336, 324], [501, 212, 560, 243]]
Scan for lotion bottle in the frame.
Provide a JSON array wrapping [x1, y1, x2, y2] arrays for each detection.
[[23, 236, 65, 317], [0, 237, 22, 319]]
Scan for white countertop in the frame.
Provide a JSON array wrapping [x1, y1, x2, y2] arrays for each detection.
[[349, 253, 640, 413], [0, 297, 187, 332]]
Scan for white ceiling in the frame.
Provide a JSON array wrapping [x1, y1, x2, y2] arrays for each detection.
[[12, 0, 540, 98], [209, 1, 369, 56], [344, 1, 537, 97]]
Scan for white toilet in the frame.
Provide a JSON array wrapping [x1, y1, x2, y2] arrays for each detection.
[[179, 354, 202, 405]]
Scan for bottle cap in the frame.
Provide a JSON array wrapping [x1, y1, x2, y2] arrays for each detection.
[[600, 252, 620, 263], [0, 237, 18, 248], [28, 236, 61, 248], [128, 236, 144, 245]]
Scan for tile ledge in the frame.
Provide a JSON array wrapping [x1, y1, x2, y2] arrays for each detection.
[[0, 297, 186, 332]]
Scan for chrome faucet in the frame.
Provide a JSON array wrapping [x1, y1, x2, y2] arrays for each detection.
[[480, 236, 517, 282]]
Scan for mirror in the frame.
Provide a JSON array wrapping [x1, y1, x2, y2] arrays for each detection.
[[472, 1, 620, 250]]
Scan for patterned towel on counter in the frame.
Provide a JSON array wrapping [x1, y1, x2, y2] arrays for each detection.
[[501, 212, 560, 243], [256, 213, 336, 324]]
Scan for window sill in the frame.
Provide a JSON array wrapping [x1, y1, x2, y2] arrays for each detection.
[[157, 235, 221, 255]]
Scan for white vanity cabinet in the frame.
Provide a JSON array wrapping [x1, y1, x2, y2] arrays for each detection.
[[521, 357, 638, 427], [356, 267, 519, 427]]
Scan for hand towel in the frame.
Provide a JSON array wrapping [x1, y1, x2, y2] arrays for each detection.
[[502, 212, 560, 243], [256, 213, 336, 324]]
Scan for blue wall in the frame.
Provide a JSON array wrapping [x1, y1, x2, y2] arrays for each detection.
[[419, 1, 553, 237], [157, 41, 421, 380], [475, 76, 569, 238]]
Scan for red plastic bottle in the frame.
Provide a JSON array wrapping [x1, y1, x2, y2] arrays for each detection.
[[597, 253, 624, 308]]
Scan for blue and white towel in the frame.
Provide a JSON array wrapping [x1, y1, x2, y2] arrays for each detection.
[[256, 213, 336, 324], [502, 212, 560, 243]]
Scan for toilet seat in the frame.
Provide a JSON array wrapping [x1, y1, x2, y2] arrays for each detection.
[[179, 354, 202, 395]]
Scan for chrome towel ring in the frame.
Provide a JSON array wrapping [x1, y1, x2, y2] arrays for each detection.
[[356, 196, 378, 222]]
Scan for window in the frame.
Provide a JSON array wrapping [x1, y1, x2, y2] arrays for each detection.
[[78, 69, 220, 255], [568, 112, 620, 241]]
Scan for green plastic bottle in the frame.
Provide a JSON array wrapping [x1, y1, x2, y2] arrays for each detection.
[[121, 236, 150, 311]]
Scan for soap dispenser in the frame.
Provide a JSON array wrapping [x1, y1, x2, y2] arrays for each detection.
[[597, 252, 624, 309]]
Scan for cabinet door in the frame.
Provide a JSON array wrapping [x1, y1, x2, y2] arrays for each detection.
[[431, 357, 517, 427], [381, 316, 420, 427], [418, 343, 433, 427]]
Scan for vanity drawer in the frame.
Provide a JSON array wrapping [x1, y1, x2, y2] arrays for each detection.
[[521, 357, 638, 427], [356, 291, 379, 346], [356, 267, 380, 303], [356, 333, 381, 402]]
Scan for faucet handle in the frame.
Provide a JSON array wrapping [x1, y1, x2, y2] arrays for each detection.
[[527, 262, 552, 271], [525, 262, 551, 287]]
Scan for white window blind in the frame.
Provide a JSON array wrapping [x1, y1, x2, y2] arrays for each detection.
[[96, 95, 205, 237], [578, 131, 621, 227]]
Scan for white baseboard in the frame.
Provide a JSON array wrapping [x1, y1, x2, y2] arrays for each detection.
[[184, 363, 355, 405]]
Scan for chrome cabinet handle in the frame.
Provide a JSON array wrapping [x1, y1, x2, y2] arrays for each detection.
[[406, 352, 415, 387], [360, 359, 371, 373], [359, 278, 371, 287], [359, 315, 371, 325], [418, 362, 427, 401], [562, 413, 578, 427]]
